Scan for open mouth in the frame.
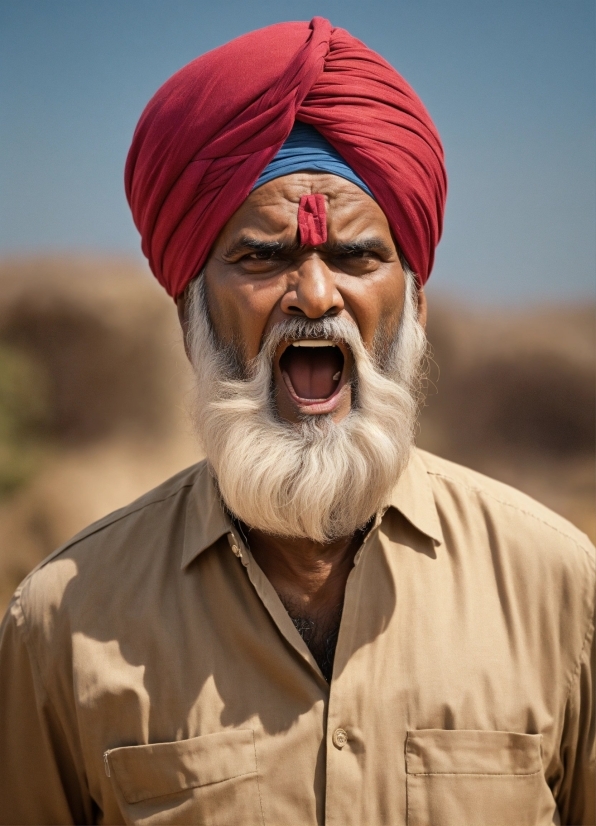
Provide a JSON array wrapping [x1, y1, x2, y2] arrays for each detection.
[[279, 340, 345, 405]]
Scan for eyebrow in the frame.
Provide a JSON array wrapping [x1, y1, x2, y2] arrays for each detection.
[[223, 235, 395, 259], [222, 237, 298, 259], [329, 238, 395, 257]]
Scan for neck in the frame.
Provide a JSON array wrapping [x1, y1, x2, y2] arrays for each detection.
[[238, 523, 370, 682], [240, 527, 364, 616]]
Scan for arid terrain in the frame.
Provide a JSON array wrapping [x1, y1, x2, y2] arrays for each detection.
[[0, 255, 593, 614]]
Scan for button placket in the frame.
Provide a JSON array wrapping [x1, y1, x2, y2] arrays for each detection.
[[324, 537, 373, 826], [326, 686, 361, 825]]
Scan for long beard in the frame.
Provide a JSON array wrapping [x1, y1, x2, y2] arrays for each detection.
[[187, 274, 426, 543]]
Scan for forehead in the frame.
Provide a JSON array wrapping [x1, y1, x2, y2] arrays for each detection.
[[218, 172, 394, 241]]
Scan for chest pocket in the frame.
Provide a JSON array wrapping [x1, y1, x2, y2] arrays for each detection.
[[105, 729, 264, 826], [405, 729, 555, 826]]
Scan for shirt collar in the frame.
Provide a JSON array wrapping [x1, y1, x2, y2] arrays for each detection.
[[181, 462, 232, 570], [386, 448, 444, 545], [181, 448, 444, 569]]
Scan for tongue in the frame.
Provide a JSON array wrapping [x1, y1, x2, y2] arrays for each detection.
[[284, 348, 340, 400]]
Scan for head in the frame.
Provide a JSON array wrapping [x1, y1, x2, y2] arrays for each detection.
[[178, 171, 428, 543], [126, 18, 446, 541]]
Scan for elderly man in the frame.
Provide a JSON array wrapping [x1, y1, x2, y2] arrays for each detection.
[[0, 18, 594, 826]]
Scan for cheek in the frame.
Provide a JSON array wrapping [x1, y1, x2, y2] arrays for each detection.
[[205, 275, 284, 359], [340, 272, 405, 348], [377, 294, 404, 341]]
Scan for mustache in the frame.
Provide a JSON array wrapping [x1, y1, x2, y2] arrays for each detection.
[[259, 316, 362, 361], [213, 314, 367, 383]]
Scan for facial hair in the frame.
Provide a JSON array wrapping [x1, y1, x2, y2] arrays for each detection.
[[187, 271, 427, 543]]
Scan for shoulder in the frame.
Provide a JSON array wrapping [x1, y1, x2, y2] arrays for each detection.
[[6, 460, 212, 649], [416, 450, 595, 682], [417, 448, 595, 584], [43, 459, 209, 561]]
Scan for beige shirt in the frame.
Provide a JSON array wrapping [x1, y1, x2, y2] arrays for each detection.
[[0, 449, 594, 826]]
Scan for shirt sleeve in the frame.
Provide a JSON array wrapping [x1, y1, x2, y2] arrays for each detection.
[[0, 594, 93, 825], [555, 612, 596, 826]]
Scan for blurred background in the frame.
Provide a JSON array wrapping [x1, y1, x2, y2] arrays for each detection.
[[0, 1, 594, 612]]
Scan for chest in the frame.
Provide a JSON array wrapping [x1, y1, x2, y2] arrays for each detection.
[[72, 534, 562, 825]]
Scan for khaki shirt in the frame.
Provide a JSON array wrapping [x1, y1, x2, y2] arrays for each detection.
[[0, 450, 594, 826]]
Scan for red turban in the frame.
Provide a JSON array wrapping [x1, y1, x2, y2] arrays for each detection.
[[125, 17, 447, 299]]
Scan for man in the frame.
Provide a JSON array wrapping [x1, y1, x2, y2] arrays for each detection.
[[0, 18, 594, 826]]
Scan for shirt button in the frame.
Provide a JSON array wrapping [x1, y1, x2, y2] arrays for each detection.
[[332, 728, 348, 749]]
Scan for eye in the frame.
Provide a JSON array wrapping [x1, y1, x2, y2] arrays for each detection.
[[235, 248, 286, 274], [345, 250, 369, 259], [247, 250, 277, 261], [333, 249, 382, 273], [337, 249, 379, 261]]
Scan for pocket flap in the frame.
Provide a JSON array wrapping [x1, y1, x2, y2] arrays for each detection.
[[107, 729, 257, 804], [405, 730, 542, 776]]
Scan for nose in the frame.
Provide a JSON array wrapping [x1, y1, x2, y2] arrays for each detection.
[[280, 256, 344, 318]]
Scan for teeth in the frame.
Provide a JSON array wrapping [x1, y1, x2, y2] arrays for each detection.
[[291, 340, 336, 348], [333, 372, 341, 381]]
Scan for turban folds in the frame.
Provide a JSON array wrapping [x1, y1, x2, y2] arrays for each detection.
[[125, 17, 447, 299]]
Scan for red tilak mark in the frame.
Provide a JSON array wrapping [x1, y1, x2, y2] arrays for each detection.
[[297, 194, 327, 246]]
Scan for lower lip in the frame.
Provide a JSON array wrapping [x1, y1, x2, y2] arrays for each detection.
[[281, 370, 345, 415]]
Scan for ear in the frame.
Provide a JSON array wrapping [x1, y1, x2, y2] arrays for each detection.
[[176, 293, 192, 361], [416, 286, 428, 330]]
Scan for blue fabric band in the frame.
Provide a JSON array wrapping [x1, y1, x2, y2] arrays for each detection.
[[252, 121, 374, 198]]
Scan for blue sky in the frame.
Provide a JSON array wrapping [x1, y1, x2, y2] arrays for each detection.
[[1, 0, 594, 304]]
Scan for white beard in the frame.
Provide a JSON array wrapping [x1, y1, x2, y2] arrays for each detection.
[[187, 270, 427, 543]]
